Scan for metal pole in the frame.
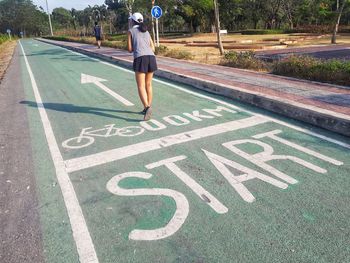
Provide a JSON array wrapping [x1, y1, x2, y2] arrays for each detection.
[[151, 0, 156, 46], [45, 0, 54, 36], [156, 19, 160, 47]]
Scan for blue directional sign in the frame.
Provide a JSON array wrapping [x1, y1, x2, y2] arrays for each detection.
[[151, 6, 162, 19]]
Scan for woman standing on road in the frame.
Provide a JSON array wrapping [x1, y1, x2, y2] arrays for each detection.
[[127, 12, 157, 121]]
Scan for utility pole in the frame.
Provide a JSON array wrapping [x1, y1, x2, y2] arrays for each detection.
[[45, 0, 54, 36], [213, 0, 224, 55]]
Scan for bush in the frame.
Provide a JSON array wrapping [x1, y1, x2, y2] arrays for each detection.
[[221, 51, 268, 71], [105, 34, 127, 42], [44, 35, 128, 50], [163, 48, 194, 60], [285, 25, 332, 34], [272, 56, 350, 86], [240, 29, 285, 35], [0, 34, 10, 45], [155, 45, 168, 55], [102, 40, 127, 50]]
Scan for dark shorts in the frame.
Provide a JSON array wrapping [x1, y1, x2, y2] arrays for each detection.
[[133, 55, 158, 73], [95, 36, 101, 41]]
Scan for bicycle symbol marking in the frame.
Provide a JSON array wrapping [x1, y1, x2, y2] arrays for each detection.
[[62, 106, 240, 150], [62, 124, 144, 149]]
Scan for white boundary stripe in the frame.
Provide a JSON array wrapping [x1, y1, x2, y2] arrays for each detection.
[[100, 63, 350, 150], [102, 63, 350, 149], [65, 116, 268, 173], [39, 39, 350, 149], [19, 41, 99, 263]]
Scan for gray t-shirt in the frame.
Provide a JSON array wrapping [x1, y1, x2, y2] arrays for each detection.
[[129, 26, 155, 59]]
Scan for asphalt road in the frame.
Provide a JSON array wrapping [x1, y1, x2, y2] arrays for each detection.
[[1, 39, 349, 263]]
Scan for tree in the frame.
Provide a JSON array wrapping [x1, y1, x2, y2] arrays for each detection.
[[281, 0, 304, 29], [332, 0, 349, 43], [0, 0, 49, 36], [52, 7, 72, 29], [213, 0, 224, 55], [262, 0, 283, 29]]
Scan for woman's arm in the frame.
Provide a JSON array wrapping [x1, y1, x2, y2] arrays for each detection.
[[150, 37, 155, 53], [127, 31, 133, 53]]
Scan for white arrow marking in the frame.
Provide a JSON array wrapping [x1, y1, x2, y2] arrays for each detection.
[[81, 73, 134, 106]]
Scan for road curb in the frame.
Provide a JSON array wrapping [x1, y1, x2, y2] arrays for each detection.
[[38, 39, 350, 137]]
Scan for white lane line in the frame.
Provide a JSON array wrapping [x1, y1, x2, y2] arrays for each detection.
[[19, 41, 99, 263], [38, 39, 350, 150], [99, 62, 350, 150], [65, 116, 268, 173], [81, 73, 134, 106]]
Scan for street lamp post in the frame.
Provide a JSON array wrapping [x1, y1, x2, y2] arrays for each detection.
[[45, 0, 54, 36]]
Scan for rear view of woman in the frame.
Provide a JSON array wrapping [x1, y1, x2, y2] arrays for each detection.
[[127, 12, 157, 121]]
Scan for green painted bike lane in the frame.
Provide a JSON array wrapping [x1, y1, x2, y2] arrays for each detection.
[[20, 39, 350, 263]]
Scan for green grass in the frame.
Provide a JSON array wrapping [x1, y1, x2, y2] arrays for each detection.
[[0, 34, 11, 45]]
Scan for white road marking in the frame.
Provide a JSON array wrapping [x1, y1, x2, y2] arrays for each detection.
[[19, 41, 99, 263], [65, 116, 269, 173], [106, 172, 189, 241], [39, 39, 350, 151], [97, 58, 350, 150], [146, 156, 228, 214], [81, 73, 134, 106], [223, 139, 329, 184], [203, 149, 288, 203], [253, 130, 343, 165]]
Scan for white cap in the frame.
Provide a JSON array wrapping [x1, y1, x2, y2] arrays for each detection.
[[129, 12, 143, 23]]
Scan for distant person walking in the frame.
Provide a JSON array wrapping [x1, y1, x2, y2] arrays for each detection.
[[94, 22, 102, 48], [127, 12, 157, 121]]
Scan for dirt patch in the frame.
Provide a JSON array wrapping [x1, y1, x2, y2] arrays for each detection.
[[0, 41, 17, 83], [158, 33, 345, 65]]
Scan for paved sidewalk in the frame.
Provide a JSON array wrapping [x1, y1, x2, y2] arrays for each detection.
[[38, 39, 350, 137]]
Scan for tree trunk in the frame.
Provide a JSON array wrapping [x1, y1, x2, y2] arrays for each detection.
[[331, 0, 346, 44], [213, 0, 224, 55]]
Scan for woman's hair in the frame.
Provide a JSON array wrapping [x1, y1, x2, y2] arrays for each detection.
[[132, 20, 148, 33]]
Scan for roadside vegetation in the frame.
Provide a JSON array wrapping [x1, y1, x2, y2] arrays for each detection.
[[272, 55, 350, 86], [0, 35, 17, 82], [0, 34, 10, 45], [45, 36, 195, 60], [221, 51, 269, 71], [221, 50, 350, 86], [2, 0, 350, 86]]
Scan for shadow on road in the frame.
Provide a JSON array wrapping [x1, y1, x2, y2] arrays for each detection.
[[21, 48, 94, 62], [20, 101, 142, 122]]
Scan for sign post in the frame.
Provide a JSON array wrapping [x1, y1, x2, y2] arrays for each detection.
[[6, 29, 11, 40], [151, 0, 156, 46], [151, 5, 162, 47]]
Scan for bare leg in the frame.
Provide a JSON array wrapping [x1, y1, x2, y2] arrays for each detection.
[[98, 40, 101, 48], [135, 72, 148, 108], [145, 72, 154, 106]]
